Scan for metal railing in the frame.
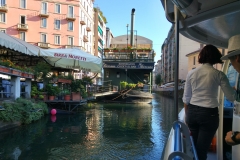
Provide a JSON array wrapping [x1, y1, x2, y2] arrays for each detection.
[[17, 23, 28, 30], [40, 10, 48, 15], [168, 121, 198, 160], [66, 13, 75, 19]]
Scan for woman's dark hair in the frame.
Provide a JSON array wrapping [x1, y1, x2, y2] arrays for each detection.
[[198, 44, 223, 64]]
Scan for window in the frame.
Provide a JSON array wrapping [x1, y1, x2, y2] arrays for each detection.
[[0, 0, 6, 6], [68, 6, 73, 18], [41, 18, 47, 28], [41, 33, 47, 43], [68, 36, 73, 45], [41, 2, 47, 14], [0, 12, 5, 22], [54, 35, 60, 45], [20, 32, 25, 41], [20, 0, 26, 9], [20, 15, 25, 24], [55, 4, 60, 13], [68, 21, 73, 31], [193, 56, 196, 65], [54, 19, 60, 29]]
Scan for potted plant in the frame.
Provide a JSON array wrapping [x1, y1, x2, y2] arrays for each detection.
[[103, 48, 110, 52], [31, 86, 39, 99], [112, 48, 119, 52], [63, 89, 71, 101], [46, 84, 60, 100], [70, 80, 82, 101]]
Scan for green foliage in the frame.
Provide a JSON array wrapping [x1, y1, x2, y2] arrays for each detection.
[[31, 85, 40, 97], [70, 79, 82, 92], [33, 62, 51, 81], [38, 95, 44, 99], [82, 76, 93, 85], [81, 90, 88, 98], [120, 81, 128, 89], [155, 74, 162, 85], [127, 83, 136, 88], [46, 84, 60, 96], [0, 98, 48, 124], [58, 74, 74, 81], [94, 7, 107, 23], [62, 89, 71, 95]]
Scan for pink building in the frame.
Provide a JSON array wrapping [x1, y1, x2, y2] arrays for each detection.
[[0, 0, 90, 49]]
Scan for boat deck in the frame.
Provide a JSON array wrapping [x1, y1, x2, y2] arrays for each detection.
[[93, 91, 118, 97]]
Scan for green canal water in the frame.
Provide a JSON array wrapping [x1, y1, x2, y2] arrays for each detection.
[[0, 93, 183, 160]]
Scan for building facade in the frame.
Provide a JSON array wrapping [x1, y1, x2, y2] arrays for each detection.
[[102, 35, 155, 89], [93, 8, 106, 57], [0, 0, 110, 83], [186, 47, 225, 71], [158, 25, 201, 84], [0, 0, 95, 51]]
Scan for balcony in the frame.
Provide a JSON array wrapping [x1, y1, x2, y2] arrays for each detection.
[[66, 14, 76, 21], [17, 24, 28, 31], [86, 26, 91, 32], [0, 4, 8, 12], [80, 19, 86, 25], [39, 10, 49, 18], [83, 35, 88, 42], [38, 42, 50, 49], [65, 45, 85, 50]]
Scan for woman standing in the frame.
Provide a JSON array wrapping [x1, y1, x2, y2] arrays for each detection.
[[182, 44, 236, 160]]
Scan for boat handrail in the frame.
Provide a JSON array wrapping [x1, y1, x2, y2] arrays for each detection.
[[168, 121, 198, 160]]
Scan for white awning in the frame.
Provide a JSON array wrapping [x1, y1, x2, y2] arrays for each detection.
[[0, 32, 40, 56], [40, 48, 102, 73]]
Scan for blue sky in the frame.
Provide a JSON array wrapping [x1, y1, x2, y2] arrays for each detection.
[[94, 0, 172, 62]]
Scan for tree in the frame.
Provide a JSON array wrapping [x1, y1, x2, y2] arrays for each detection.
[[155, 74, 162, 85]]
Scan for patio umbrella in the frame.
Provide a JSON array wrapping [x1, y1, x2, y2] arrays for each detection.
[[40, 48, 102, 73], [0, 32, 41, 56]]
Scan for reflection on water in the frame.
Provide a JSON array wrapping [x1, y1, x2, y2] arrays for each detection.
[[0, 94, 183, 160]]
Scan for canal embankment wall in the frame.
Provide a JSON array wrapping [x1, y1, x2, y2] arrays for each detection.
[[153, 89, 184, 98]]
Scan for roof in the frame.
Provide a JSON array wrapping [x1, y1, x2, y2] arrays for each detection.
[[111, 35, 152, 45]]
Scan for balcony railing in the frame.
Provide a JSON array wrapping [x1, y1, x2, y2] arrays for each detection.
[[0, 4, 8, 12], [83, 35, 88, 42], [37, 42, 50, 49], [66, 14, 76, 21], [86, 26, 91, 32], [17, 24, 28, 31], [39, 10, 49, 17], [65, 45, 85, 50]]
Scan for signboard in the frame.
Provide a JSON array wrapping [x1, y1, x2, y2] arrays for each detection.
[[103, 62, 154, 69], [54, 53, 86, 61]]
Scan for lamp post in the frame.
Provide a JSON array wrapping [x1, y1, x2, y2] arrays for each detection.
[[126, 24, 129, 47]]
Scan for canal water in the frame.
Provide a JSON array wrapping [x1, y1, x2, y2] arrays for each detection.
[[0, 93, 183, 160]]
